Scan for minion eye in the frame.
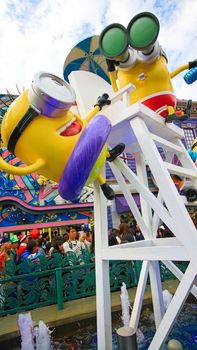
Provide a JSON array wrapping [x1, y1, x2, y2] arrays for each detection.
[[99, 23, 129, 63], [127, 12, 160, 54], [7, 72, 76, 154]]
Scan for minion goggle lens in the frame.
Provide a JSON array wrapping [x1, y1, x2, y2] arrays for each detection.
[[99, 12, 160, 61]]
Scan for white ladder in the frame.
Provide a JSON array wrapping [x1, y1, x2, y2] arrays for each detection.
[[69, 71, 197, 350]]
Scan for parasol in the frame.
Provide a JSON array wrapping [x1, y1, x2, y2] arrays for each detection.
[[63, 35, 110, 83]]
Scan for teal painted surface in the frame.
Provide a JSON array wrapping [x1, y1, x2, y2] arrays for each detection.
[[0, 253, 187, 316]]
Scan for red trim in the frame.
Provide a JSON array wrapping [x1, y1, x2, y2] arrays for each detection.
[[142, 93, 176, 117]]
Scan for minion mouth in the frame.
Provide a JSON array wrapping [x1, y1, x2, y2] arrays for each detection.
[[58, 117, 82, 137]]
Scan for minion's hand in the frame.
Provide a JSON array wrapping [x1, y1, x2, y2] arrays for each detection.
[[106, 59, 119, 72], [94, 94, 111, 110], [189, 59, 197, 69]]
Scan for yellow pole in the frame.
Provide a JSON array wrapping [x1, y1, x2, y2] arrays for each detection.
[[170, 63, 189, 79], [109, 71, 119, 92], [85, 105, 100, 124]]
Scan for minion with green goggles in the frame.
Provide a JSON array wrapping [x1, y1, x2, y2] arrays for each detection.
[[99, 12, 197, 122]]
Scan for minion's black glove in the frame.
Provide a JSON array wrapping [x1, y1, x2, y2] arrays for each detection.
[[189, 59, 197, 69], [94, 93, 111, 110]]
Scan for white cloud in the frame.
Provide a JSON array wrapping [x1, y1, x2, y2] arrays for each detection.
[[0, 0, 196, 101]]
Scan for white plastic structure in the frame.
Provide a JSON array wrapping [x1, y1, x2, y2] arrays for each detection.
[[68, 71, 197, 350]]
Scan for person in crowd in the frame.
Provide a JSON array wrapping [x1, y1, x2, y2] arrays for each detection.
[[0, 237, 12, 273], [52, 237, 65, 256], [108, 228, 122, 245], [109, 234, 118, 246], [16, 231, 22, 238], [20, 239, 41, 263], [84, 231, 93, 253], [119, 223, 135, 243], [163, 228, 175, 238], [17, 234, 28, 260], [42, 232, 51, 252], [135, 226, 144, 241], [63, 232, 69, 243], [29, 228, 40, 240], [192, 212, 197, 228], [162, 223, 175, 238], [37, 237, 46, 256], [10, 235, 19, 264], [157, 225, 165, 238], [63, 228, 86, 257]]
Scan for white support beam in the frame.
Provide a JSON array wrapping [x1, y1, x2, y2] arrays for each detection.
[[109, 161, 151, 239], [149, 263, 196, 349], [151, 133, 183, 153], [165, 162, 197, 178], [102, 246, 188, 261], [109, 240, 152, 249], [151, 191, 163, 238], [108, 238, 182, 249], [94, 182, 112, 350], [135, 152, 165, 328], [135, 153, 152, 236], [152, 238, 183, 246], [113, 158, 177, 236], [149, 261, 165, 329], [162, 260, 197, 299], [70, 71, 197, 350], [129, 116, 197, 252], [129, 261, 150, 330]]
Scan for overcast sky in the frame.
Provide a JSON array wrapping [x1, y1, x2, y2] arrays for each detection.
[[0, 0, 196, 99]]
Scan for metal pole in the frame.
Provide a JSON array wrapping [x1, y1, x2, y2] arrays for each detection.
[[117, 327, 138, 350], [56, 268, 64, 310]]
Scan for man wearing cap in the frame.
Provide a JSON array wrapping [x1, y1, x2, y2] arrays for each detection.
[[10, 235, 19, 264], [0, 237, 12, 273], [17, 234, 28, 260]]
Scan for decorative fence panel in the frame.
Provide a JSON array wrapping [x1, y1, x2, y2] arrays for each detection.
[[0, 252, 187, 317]]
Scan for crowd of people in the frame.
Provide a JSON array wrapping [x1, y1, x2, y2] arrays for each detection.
[[0, 226, 94, 275], [108, 221, 144, 246], [0, 212, 196, 275]]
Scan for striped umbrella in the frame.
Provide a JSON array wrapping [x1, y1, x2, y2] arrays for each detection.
[[63, 35, 110, 83]]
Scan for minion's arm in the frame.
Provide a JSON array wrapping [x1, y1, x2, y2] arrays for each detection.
[[0, 157, 45, 175], [170, 63, 189, 79], [85, 94, 111, 124], [106, 60, 119, 93], [170, 60, 197, 79]]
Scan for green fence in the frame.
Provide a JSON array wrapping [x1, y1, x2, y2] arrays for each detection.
[[0, 252, 187, 317]]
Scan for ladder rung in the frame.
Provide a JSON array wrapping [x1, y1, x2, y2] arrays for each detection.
[[110, 83, 135, 104], [165, 162, 197, 178], [151, 134, 183, 153]]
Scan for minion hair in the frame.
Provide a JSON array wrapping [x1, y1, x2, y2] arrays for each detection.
[[16, 84, 21, 95], [6, 89, 15, 102]]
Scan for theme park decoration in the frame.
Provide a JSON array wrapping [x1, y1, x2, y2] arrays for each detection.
[[59, 11, 196, 349], [63, 35, 110, 84], [0, 9, 196, 350], [99, 12, 197, 123], [0, 71, 124, 201]]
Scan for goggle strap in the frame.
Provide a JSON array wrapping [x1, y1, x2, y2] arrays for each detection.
[[8, 106, 39, 154]]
